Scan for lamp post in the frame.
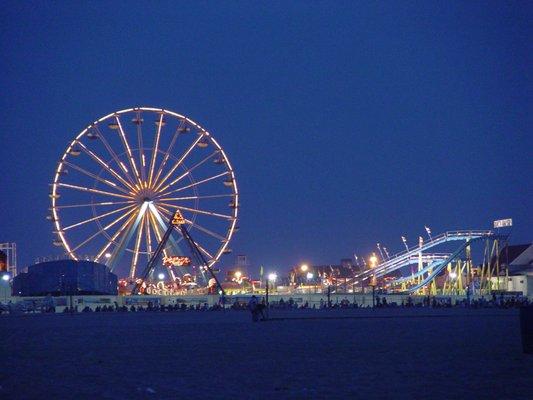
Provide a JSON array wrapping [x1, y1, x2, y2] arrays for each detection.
[[267, 272, 277, 309], [369, 254, 378, 308], [306, 272, 313, 294], [300, 264, 308, 289], [2, 274, 9, 303]]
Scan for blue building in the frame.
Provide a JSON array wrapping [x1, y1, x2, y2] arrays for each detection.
[[12, 260, 117, 296]]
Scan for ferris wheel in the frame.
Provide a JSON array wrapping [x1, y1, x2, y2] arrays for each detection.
[[49, 107, 238, 281]]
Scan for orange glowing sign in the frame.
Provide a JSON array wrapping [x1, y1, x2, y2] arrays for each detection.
[[172, 210, 186, 226], [163, 256, 191, 267]]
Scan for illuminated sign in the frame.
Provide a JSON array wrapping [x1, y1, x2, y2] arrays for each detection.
[[493, 218, 512, 228], [163, 256, 191, 267], [172, 210, 186, 226]]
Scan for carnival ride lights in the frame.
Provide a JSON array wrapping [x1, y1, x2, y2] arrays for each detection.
[[350, 230, 508, 294], [49, 107, 238, 283]]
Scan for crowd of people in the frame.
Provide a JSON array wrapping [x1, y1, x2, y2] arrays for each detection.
[[1, 293, 530, 315]]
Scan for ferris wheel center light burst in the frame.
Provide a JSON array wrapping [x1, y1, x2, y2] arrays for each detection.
[[49, 107, 239, 281]]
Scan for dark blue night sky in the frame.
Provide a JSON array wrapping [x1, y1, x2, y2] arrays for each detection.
[[1, 1, 531, 273]]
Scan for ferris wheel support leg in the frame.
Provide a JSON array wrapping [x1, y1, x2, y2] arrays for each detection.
[[178, 225, 226, 296], [149, 205, 187, 268]]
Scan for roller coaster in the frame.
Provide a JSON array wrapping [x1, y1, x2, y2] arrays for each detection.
[[351, 230, 509, 295]]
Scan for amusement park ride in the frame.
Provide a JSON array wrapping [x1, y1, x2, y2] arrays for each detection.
[[49, 107, 238, 294], [348, 229, 511, 296]]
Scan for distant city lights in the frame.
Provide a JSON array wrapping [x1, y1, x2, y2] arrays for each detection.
[[268, 273, 277, 282], [306, 272, 314, 280]]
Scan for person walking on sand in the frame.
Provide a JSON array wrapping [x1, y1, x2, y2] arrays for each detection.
[[248, 295, 259, 322]]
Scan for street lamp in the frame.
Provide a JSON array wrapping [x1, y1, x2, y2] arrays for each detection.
[[234, 271, 242, 279], [2, 274, 10, 303], [265, 272, 277, 311], [306, 272, 313, 280], [158, 273, 165, 281], [369, 254, 378, 308], [300, 264, 308, 272]]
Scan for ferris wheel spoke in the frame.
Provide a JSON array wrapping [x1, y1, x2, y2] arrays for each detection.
[[135, 111, 147, 182], [147, 208, 169, 259], [115, 116, 142, 185], [194, 240, 214, 260], [158, 171, 230, 197], [159, 202, 234, 220], [159, 150, 219, 193], [158, 193, 235, 203], [144, 210, 154, 262], [77, 141, 137, 192], [53, 200, 135, 209], [70, 207, 137, 254], [62, 204, 136, 231], [129, 210, 146, 279], [63, 161, 132, 195], [95, 209, 139, 262], [92, 125, 137, 189], [152, 119, 186, 188], [57, 183, 133, 200], [152, 134, 203, 192], [185, 218, 226, 241], [147, 113, 164, 187]]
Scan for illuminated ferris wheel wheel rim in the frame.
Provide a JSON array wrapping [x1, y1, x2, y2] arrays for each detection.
[[50, 107, 238, 274]]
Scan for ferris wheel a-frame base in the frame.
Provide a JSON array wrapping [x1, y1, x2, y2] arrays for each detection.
[[131, 210, 225, 296]]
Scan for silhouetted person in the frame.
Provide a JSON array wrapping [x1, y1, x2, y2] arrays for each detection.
[[248, 295, 259, 322]]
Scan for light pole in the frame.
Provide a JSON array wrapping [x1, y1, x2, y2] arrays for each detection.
[[300, 264, 308, 289], [268, 273, 277, 292], [306, 272, 313, 294], [267, 273, 277, 309], [2, 274, 9, 303], [369, 254, 378, 308]]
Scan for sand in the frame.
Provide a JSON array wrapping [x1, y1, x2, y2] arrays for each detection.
[[1, 308, 531, 399]]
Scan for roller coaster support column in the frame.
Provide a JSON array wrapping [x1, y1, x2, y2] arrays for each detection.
[[417, 236, 424, 290], [495, 239, 500, 291]]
